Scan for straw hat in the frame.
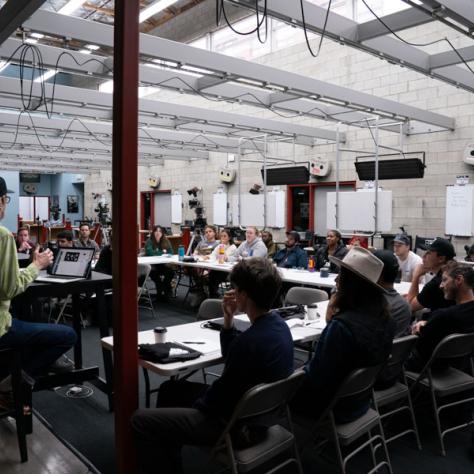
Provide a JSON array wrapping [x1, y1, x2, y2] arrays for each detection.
[[329, 246, 384, 290]]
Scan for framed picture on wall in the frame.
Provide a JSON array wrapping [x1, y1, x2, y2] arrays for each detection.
[[67, 195, 79, 213]]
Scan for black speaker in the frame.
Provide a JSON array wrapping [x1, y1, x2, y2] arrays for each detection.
[[355, 152, 426, 180], [261, 165, 309, 185]]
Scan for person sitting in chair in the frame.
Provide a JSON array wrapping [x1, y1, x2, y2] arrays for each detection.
[[314, 229, 348, 273], [273, 231, 308, 269], [74, 222, 99, 252], [145, 225, 175, 301], [15, 227, 35, 255], [408, 261, 474, 371], [291, 247, 395, 423], [131, 257, 294, 473]]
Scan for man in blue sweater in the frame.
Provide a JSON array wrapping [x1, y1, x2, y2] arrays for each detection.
[[131, 258, 294, 473], [273, 231, 308, 269]]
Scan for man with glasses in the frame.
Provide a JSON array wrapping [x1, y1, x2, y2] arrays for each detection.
[[0, 177, 76, 409]]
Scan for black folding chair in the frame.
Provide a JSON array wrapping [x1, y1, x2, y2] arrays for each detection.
[[406, 332, 474, 456], [307, 364, 393, 474], [206, 370, 305, 474], [373, 335, 422, 449]]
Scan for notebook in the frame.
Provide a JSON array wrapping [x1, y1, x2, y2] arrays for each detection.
[[36, 248, 95, 283]]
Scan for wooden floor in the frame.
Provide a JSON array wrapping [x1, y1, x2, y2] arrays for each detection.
[[0, 414, 94, 474]]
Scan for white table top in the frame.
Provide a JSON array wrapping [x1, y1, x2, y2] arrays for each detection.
[[137, 254, 415, 294], [101, 303, 328, 377]]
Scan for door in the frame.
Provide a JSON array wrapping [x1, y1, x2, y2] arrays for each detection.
[[153, 192, 172, 228]]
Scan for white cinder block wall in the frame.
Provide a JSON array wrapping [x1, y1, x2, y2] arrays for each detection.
[[85, 20, 474, 255]]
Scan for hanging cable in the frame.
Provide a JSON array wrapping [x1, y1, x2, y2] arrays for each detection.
[[360, 0, 474, 75], [300, 0, 332, 58]]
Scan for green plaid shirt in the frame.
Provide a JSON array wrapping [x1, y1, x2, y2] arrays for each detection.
[[0, 225, 39, 337]]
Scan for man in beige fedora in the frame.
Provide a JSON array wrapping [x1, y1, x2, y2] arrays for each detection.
[[291, 246, 396, 423]]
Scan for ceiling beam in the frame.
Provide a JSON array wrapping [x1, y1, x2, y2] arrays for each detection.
[[224, 0, 472, 97], [0, 0, 45, 46], [357, 7, 433, 42], [21, 9, 455, 133]]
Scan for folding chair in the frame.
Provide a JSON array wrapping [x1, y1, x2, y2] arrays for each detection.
[[206, 370, 305, 474], [138, 263, 156, 318], [284, 287, 328, 306], [0, 348, 34, 463], [285, 287, 328, 362], [373, 335, 421, 450], [309, 364, 393, 474], [406, 332, 474, 456], [196, 298, 224, 321]]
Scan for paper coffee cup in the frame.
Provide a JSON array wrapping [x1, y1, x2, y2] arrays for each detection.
[[307, 304, 318, 320], [154, 327, 167, 343]]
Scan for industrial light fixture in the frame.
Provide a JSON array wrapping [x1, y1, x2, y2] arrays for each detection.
[[79, 49, 92, 55], [261, 164, 310, 185], [59, 0, 87, 15], [139, 0, 179, 23], [0, 61, 9, 73], [249, 184, 261, 195], [355, 152, 426, 181], [85, 44, 100, 51]]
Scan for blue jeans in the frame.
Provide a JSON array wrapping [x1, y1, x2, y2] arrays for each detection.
[[0, 318, 77, 379]]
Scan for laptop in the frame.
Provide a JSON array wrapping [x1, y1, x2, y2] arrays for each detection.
[[36, 248, 95, 283]]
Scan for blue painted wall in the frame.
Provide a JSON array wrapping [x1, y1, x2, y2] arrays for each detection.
[[51, 174, 84, 224], [0, 171, 20, 232]]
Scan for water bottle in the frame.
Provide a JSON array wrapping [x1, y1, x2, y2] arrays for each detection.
[[178, 245, 185, 261], [308, 256, 315, 273], [218, 244, 225, 264]]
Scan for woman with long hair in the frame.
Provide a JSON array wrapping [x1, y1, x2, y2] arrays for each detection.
[[292, 247, 395, 423], [145, 226, 175, 301]]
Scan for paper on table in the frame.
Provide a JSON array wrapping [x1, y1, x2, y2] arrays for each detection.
[[173, 338, 222, 355]]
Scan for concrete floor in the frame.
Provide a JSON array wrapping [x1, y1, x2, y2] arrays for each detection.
[[0, 414, 94, 474]]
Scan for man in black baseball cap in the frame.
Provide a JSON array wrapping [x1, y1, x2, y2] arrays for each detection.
[[0, 177, 13, 198], [407, 238, 456, 313], [393, 233, 422, 282]]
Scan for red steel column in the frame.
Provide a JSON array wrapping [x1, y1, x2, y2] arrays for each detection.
[[112, 1, 139, 473]]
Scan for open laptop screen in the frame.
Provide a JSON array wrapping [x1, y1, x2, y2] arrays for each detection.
[[52, 248, 95, 278]]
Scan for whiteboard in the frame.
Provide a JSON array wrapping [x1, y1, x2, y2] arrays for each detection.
[[267, 191, 285, 228], [171, 193, 182, 224], [327, 190, 392, 232], [231, 191, 285, 228], [213, 192, 227, 226], [445, 185, 474, 236]]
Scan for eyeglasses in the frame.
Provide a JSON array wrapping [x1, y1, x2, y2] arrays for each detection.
[[4, 196, 10, 204]]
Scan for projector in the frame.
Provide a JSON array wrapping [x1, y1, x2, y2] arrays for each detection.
[[310, 160, 331, 177], [219, 167, 236, 183], [463, 143, 474, 165]]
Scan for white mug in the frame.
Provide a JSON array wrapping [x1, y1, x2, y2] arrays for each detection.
[[307, 304, 318, 320]]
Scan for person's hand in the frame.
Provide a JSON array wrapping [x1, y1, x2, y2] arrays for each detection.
[[222, 289, 238, 329], [19, 241, 32, 252], [413, 263, 427, 280], [325, 293, 338, 323], [32, 246, 53, 271], [411, 320, 427, 335]]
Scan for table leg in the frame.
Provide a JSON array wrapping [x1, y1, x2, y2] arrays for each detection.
[[96, 288, 114, 411], [71, 294, 83, 369]]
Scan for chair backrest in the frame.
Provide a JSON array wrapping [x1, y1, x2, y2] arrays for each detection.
[[197, 298, 224, 321], [431, 333, 474, 361], [137, 263, 151, 279], [335, 364, 384, 401], [285, 287, 328, 306], [386, 335, 418, 369], [226, 370, 305, 428]]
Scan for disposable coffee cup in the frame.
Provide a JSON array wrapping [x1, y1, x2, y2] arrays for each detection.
[[307, 304, 318, 320], [154, 327, 167, 344]]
